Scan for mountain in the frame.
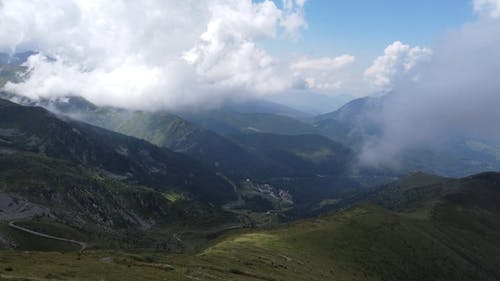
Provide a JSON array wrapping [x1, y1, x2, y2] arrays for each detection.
[[315, 96, 383, 124], [0, 64, 26, 87], [314, 96, 383, 147], [190, 172, 500, 280], [0, 98, 236, 204], [316, 96, 500, 177], [180, 109, 318, 136], [0, 97, 242, 251], [265, 91, 355, 114], [218, 99, 312, 121], [2, 171, 499, 280], [0, 92, 499, 280], [227, 133, 359, 204], [26, 96, 268, 180], [22, 93, 500, 181], [229, 133, 353, 177], [12, 95, 361, 203], [0, 51, 37, 65], [362, 171, 451, 211], [0, 51, 39, 88], [0, 152, 234, 245]]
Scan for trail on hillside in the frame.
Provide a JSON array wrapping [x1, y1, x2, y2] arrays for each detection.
[[8, 221, 87, 252]]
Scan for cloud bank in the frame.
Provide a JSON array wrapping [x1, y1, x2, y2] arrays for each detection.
[[290, 54, 356, 90], [360, 7, 500, 166], [0, 0, 317, 109], [364, 41, 432, 91], [1, 0, 498, 160], [474, 0, 500, 18], [0, 0, 435, 110]]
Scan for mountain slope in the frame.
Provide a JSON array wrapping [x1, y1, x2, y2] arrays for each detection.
[[229, 133, 353, 177], [181, 110, 317, 136], [51, 101, 273, 181], [0, 65, 25, 87], [0, 94, 365, 208], [171, 171, 500, 280], [227, 133, 360, 204], [316, 96, 500, 177], [314, 96, 383, 147], [315, 96, 383, 124], [218, 99, 312, 121], [0, 151, 237, 251], [24, 95, 357, 181], [0, 98, 235, 203], [2, 171, 499, 280]]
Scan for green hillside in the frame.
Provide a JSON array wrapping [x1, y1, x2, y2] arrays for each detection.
[[181, 110, 318, 136], [229, 133, 359, 204], [0, 152, 236, 249], [1, 172, 499, 280], [0, 98, 240, 251], [230, 133, 353, 176], [17, 96, 361, 206], [0, 98, 235, 203]]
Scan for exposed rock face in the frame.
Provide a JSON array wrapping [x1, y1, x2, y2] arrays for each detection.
[[0, 193, 51, 221]]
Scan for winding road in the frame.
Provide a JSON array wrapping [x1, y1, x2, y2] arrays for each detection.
[[8, 221, 87, 252]]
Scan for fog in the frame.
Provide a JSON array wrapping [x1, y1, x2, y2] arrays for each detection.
[[360, 14, 500, 166]]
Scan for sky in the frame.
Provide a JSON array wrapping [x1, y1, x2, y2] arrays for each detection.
[[264, 0, 478, 111], [268, 0, 474, 60], [0, 0, 498, 113]]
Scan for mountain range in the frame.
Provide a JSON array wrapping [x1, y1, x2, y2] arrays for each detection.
[[0, 55, 499, 280]]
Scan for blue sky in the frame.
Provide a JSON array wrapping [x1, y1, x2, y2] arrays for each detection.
[[269, 0, 475, 62]]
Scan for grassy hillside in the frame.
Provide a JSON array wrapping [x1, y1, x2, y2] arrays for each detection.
[[217, 99, 312, 121], [1, 172, 499, 280], [181, 110, 318, 136], [16, 96, 362, 205], [20, 96, 268, 180], [81, 106, 266, 179], [228, 133, 359, 204], [0, 98, 235, 203], [0, 152, 237, 249], [230, 133, 353, 176]]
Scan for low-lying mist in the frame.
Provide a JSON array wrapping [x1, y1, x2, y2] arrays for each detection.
[[359, 15, 500, 168]]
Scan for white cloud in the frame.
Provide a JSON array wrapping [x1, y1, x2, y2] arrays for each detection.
[[295, 0, 307, 8], [0, 0, 307, 110], [359, 14, 500, 167], [474, 0, 500, 18], [291, 55, 355, 71], [280, 0, 308, 38], [289, 54, 356, 91], [364, 41, 432, 91], [183, 0, 306, 94]]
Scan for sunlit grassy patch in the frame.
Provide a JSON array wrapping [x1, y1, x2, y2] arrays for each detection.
[[163, 191, 188, 202]]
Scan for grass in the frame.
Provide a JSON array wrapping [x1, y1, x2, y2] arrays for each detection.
[[1, 172, 499, 280], [1, 200, 498, 280], [163, 192, 188, 202], [0, 251, 174, 281], [0, 222, 79, 252], [15, 218, 90, 242]]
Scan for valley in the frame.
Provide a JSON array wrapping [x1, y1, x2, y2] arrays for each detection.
[[0, 49, 499, 280], [1, 172, 499, 280]]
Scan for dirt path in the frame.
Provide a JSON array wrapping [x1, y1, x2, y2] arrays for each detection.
[[8, 221, 87, 252]]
